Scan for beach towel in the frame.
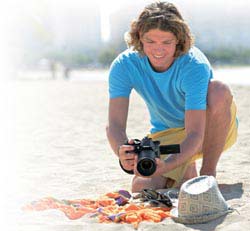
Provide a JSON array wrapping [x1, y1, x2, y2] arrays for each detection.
[[22, 190, 171, 229]]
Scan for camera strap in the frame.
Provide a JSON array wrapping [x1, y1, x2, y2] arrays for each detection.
[[159, 144, 180, 154], [119, 160, 134, 175]]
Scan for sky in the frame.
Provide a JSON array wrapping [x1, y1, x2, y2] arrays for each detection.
[[0, 0, 144, 75], [1, 0, 250, 75], [2, 0, 152, 42], [3, 0, 250, 43]]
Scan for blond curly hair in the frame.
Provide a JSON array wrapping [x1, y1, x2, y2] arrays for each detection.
[[125, 1, 194, 57]]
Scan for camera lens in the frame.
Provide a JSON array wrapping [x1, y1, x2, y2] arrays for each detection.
[[141, 160, 153, 170], [137, 158, 156, 176]]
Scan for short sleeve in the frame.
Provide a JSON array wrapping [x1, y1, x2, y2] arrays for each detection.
[[109, 58, 132, 99], [181, 63, 212, 110]]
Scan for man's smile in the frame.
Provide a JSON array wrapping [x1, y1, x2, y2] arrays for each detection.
[[153, 54, 165, 59]]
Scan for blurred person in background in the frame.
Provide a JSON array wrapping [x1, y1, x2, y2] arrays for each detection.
[[106, 1, 238, 192]]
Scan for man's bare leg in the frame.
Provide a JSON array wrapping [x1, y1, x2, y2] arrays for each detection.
[[182, 162, 198, 181], [200, 81, 232, 177], [131, 175, 168, 193], [132, 81, 233, 192]]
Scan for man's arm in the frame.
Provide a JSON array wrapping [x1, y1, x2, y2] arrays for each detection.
[[106, 97, 130, 156], [180, 109, 206, 160], [147, 110, 207, 176], [106, 97, 136, 172]]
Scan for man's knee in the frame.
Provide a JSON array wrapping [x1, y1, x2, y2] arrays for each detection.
[[207, 80, 233, 115], [131, 176, 148, 193]]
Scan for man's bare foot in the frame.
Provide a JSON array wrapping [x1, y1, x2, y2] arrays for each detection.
[[178, 162, 198, 187]]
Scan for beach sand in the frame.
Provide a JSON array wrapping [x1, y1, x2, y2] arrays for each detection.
[[2, 79, 250, 230]]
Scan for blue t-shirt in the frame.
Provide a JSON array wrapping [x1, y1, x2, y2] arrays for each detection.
[[109, 47, 213, 133]]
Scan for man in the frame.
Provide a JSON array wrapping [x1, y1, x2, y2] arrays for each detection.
[[106, 1, 238, 192]]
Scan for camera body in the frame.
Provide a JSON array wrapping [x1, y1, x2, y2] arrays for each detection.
[[123, 137, 180, 176], [129, 137, 161, 176]]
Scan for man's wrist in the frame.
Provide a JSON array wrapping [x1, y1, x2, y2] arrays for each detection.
[[163, 154, 178, 174], [119, 160, 134, 175]]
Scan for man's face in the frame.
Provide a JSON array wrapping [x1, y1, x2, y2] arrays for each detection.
[[140, 29, 178, 72]]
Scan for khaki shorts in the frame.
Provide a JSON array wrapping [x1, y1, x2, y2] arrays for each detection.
[[148, 101, 238, 186]]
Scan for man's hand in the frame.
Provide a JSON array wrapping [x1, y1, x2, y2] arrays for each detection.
[[118, 139, 136, 171]]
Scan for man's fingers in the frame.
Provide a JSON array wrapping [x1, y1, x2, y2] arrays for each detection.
[[119, 152, 135, 161], [119, 144, 134, 154], [122, 160, 134, 170], [127, 139, 135, 145], [155, 158, 161, 165], [118, 141, 137, 171]]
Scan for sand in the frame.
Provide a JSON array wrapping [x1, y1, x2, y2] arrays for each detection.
[[1, 79, 250, 231]]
